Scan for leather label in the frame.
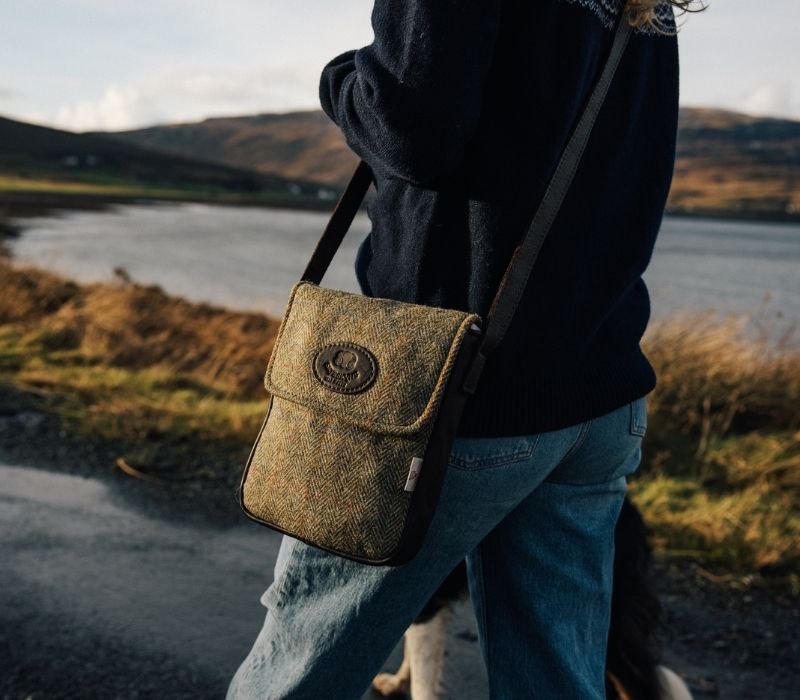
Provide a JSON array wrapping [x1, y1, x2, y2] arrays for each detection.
[[312, 343, 377, 394], [404, 457, 424, 492]]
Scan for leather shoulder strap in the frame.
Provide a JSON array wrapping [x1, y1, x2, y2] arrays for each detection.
[[301, 13, 633, 390], [301, 159, 373, 283]]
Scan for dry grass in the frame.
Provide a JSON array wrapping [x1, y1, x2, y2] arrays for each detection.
[[0, 258, 278, 444], [668, 162, 800, 216], [643, 313, 800, 451], [636, 315, 800, 585], [1, 259, 798, 583], [0, 258, 278, 399]]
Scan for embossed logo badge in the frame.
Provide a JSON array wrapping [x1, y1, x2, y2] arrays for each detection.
[[313, 343, 377, 394]]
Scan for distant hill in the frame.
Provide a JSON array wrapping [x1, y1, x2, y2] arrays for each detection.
[[670, 107, 800, 219], [104, 106, 800, 221], [102, 111, 356, 189], [0, 115, 328, 206]]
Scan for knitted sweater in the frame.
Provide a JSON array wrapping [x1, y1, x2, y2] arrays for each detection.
[[319, 0, 680, 437]]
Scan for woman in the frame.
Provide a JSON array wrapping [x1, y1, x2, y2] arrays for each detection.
[[229, 1, 703, 697]]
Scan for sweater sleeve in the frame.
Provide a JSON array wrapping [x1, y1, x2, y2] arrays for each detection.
[[319, 0, 502, 187]]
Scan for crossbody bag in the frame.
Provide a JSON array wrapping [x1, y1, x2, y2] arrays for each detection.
[[238, 14, 633, 565]]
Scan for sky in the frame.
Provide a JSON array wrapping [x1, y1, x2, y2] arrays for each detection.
[[1, 0, 798, 132]]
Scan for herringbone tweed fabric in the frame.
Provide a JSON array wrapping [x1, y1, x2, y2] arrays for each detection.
[[241, 282, 480, 560]]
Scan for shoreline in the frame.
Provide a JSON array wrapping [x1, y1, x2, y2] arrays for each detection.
[[3, 187, 800, 228], [0, 186, 343, 220]]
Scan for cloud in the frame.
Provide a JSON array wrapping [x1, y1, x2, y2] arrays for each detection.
[[55, 84, 140, 131], [51, 65, 322, 131], [736, 82, 798, 119]]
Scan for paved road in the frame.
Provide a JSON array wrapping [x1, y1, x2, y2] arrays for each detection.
[[4, 462, 800, 699], [0, 463, 487, 699]]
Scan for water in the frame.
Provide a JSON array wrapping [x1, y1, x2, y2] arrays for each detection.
[[9, 203, 800, 335], [646, 216, 799, 328], [9, 203, 370, 316]]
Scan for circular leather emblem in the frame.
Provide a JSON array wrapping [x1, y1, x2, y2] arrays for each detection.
[[313, 343, 377, 394]]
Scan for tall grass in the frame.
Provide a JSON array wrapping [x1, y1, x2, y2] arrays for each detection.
[[644, 313, 799, 452], [0, 258, 277, 399], [637, 315, 799, 583], [1, 259, 798, 584]]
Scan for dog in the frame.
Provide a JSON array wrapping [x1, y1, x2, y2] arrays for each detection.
[[372, 498, 693, 699]]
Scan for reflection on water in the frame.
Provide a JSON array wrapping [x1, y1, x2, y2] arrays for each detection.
[[9, 204, 800, 340]]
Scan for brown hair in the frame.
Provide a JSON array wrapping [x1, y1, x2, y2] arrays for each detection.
[[623, 0, 709, 36]]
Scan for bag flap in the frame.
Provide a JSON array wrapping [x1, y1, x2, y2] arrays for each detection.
[[264, 282, 480, 435]]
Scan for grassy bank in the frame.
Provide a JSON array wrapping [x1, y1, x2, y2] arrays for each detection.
[[0, 258, 798, 588], [0, 177, 337, 214], [0, 258, 275, 439]]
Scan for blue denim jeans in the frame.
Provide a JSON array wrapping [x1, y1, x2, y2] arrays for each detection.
[[227, 396, 647, 699]]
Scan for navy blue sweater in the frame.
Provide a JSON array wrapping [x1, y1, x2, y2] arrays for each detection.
[[319, 0, 680, 437]]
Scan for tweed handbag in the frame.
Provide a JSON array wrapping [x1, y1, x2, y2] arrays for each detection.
[[238, 15, 633, 566]]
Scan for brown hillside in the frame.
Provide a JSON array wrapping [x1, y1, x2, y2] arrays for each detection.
[[0, 115, 297, 194], [106, 111, 357, 188], [670, 107, 800, 219]]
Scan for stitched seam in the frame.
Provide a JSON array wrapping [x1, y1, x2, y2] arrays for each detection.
[[550, 441, 642, 485], [545, 417, 607, 484], [274, 536, 303, 602], [560, 418, 592, 465], [449, 436, 539, 471], [474, 542, 492, 690], [629, 400, 647, 436], [547, 472, 629, 487]]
